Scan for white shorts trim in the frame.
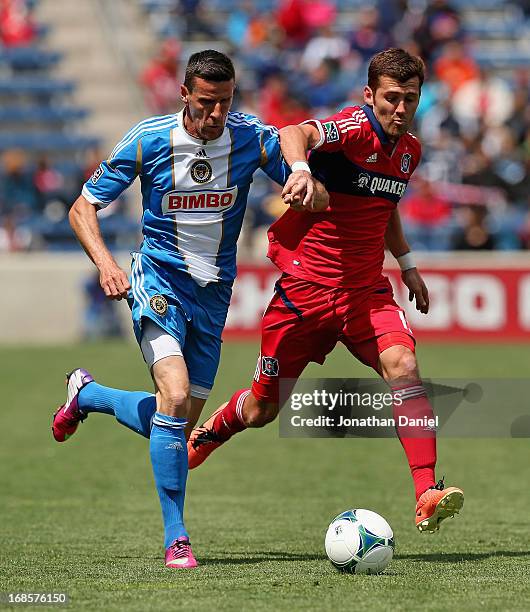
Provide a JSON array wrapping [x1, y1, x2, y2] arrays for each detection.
[[190, 384, 211, 400], [140, 320, 183, 368]]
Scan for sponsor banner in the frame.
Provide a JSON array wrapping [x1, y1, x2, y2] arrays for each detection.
[[224, 262, 530, 341]]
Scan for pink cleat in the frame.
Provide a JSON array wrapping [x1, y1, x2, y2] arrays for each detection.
[[165, 537, 198, 569], [52, 368, 94, 442]]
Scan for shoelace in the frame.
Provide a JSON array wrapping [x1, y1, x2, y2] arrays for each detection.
[[169, 540, 191, 559], [191, 426, 222, 449], [432, 476, 445, 491], [63, 406, 87, 425]]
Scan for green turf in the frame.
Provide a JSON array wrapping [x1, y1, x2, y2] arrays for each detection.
[[1, 342, 530, 611]]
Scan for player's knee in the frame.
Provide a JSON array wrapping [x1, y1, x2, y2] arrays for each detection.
[[380, 346, 419, 383], [243, 400, 279, 428], [158, 386, 189, 416]]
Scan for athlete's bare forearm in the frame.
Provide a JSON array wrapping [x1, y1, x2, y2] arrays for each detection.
[[279, 124, 328, 211], [279, 124, 320, 166], [385, 209, 429, 313], [312, 178, 329, 211], [385, 209, 411, 258], [69, 195, 130, 299], [69, 196, 114, 268]]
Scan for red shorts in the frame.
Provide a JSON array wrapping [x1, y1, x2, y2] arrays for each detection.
[[252, 273, 415, 403]]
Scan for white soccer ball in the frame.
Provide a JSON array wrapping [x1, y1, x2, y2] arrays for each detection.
[[324, 509, 394, 574]]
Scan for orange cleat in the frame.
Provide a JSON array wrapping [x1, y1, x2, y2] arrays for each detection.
[[415, 479, 464, 533], [187, 404, 227, 469]]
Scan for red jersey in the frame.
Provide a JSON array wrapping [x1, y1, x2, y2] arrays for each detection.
[[268, 105, 422, 288]]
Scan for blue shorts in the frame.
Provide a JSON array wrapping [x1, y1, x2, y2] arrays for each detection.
[[128, 252, 232, 391]]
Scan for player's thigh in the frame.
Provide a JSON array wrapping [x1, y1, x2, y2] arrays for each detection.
[[183, 281, 232, 400], [252, 275, 338, 404], [140, 318, 185, 369], [129, 252, 189, 354], [341, 282, 415, 372], [139, 318, 191, 417]]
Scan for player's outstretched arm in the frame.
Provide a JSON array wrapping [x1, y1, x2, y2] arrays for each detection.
[[385, 209, 429, 314], [69, 195, 131, 300], [279, 124, 324, 211]]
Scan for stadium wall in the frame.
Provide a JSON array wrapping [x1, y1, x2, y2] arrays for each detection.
[[1, 253, 530, 344]]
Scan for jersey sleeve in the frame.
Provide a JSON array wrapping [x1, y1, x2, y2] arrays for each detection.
[[82, 125, 142, 208], [257, 123, 291, 186], [302, 107, 363, 153]]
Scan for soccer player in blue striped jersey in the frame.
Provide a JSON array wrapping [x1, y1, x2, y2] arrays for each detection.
[[51, 49, 328, 568]]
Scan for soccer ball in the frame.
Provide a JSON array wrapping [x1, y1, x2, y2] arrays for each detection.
[[324, 509, 394, 574]]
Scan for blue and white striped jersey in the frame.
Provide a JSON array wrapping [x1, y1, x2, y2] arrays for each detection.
[[82, 109, 290, 286]]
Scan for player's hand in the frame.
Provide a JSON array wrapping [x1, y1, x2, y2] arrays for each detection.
[[99, 263, 131, 300], [312, 177, 329, 212], [401, 268, 429, 314], [282, 170, 315, 211]]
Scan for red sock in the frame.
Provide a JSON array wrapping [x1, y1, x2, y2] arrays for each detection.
[[212, 388, 250, 441], [392, 382, 436, 501]]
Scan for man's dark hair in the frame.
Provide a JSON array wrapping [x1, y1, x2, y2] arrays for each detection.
[[184, 50, 235, 90], [368, 48, 424, 92]]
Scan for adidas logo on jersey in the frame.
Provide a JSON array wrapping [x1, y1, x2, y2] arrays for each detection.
[[195, 148, 208, 158], [365, 153, 378, 163]]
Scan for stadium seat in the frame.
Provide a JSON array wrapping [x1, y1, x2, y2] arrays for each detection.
[[0, 47, 62, 71], [0, 132, 100, 153], [0, 78, 75, 98], [0, 106, 89, 125]]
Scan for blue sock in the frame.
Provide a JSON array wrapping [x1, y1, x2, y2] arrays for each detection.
[[78, 382, 156, 438], [150, 413, 188, 547]]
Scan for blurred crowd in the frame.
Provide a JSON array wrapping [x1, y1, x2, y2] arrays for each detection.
[[140, 0, 530, 253], [0, 147, 133, 251], [0, 0, 138, 252], [0, 0, 36, 47], [2, 0, 530, 254]]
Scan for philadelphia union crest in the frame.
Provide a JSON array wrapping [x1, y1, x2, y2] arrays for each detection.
[[190, 160, 212, 183], [150, 294, 168, 316]]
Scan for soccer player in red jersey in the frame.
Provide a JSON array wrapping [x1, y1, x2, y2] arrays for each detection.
[[188, 48, 464, 533]]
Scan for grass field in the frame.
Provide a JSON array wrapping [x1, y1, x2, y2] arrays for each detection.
[[1, 341, 530, 611]]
